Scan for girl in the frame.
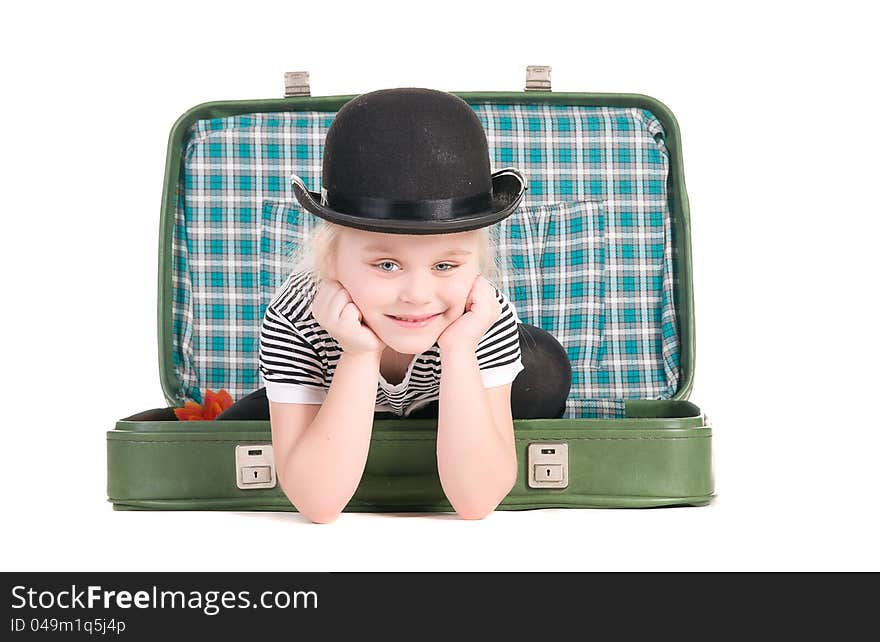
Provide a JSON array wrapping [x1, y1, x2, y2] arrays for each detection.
[[217, 88, 572, 523]]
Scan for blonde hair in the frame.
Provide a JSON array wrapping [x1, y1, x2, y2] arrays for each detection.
[[287, 219, 502, 283]]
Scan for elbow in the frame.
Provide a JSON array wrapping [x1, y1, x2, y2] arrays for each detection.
[[455, 503, 494, 521], [299, 505, 343, 524], [453, 494, 503, 520], [287, 487, 344, 524], [451, 471, 517, 521], [278, 473, 344, 525]]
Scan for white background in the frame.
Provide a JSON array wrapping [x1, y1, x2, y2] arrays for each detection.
[[2, 0, 877, 572]]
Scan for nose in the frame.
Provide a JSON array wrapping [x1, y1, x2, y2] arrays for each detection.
[[397, 269, 433, 306]]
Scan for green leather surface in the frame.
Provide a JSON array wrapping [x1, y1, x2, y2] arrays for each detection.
[[107, 401, 714, 511]]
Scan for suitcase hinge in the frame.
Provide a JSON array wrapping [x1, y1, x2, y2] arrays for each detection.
[[525, 65, 552, 92], [284, 71, 311, 98]]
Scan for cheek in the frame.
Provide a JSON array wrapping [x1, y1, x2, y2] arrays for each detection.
[[340, 273, 383, 314], [441, 279, 474, 313]]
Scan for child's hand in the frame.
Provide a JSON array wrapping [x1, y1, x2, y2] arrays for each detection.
[[312, 279, 386, 356], [436, 275, 503, 354]]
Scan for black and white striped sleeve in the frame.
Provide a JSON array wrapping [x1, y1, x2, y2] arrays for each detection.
[[475, 286, 525, 388], [258, 303, 328, 404]]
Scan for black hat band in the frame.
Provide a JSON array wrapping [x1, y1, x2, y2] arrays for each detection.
[[325, 190, 495, 222]]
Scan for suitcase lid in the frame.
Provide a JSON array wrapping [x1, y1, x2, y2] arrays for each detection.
[[156, 89, 694, 419]]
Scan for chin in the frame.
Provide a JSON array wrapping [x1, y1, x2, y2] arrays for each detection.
[[382, 334, 440, 355]]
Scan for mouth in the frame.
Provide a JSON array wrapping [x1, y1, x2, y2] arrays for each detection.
[[385, 312, 443, 329]]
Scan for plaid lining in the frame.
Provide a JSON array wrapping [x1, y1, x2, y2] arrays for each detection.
[[172, 104, 679, 419], [494, 199, 606, 376], [259, 200, 318, 314]]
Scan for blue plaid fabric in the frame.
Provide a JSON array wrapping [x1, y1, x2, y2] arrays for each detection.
[[172, 104, 679, 419], [494, 199, 606, 377], [259, 200, 319, 313]]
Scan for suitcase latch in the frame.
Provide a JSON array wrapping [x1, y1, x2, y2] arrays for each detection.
[[527, 442, 568, 489], [235, 444, 277, 490]]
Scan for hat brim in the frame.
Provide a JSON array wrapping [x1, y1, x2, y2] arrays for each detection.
[[290, 168, 527, 235]]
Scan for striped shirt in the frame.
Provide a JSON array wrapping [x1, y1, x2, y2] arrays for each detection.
[[259, 271, 525, 417]]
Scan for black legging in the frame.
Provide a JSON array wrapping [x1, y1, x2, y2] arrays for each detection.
[[215, 323, 572, 420]]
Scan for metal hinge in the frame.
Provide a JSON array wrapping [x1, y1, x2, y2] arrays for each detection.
[[525, 65, 552, 92], [284, 71, 311, 97]]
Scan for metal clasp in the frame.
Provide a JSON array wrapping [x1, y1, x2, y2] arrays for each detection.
[[235, 444, 277, 490], [527, 442, 568, 489]]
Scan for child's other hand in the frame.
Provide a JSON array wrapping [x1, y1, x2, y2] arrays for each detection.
[[436, 275, 502, 354], [312, 279, 386, 356]]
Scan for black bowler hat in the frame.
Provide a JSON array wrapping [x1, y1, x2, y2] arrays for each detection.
[[290, 87, 527, 235]]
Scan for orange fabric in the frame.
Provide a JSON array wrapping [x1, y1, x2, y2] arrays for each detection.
[[173, 389, 234, 421]]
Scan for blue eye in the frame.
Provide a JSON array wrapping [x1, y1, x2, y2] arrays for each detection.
[[376, 261, 399, 272], [374, 261, 457, 272]]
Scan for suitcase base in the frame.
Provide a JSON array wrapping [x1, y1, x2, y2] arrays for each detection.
[[107, 400, 713, 512]]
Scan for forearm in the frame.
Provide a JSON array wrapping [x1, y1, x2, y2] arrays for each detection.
[[282, 350, 381, 518], [436, 347, 517, 517]]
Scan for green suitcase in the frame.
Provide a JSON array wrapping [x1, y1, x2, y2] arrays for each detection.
[[106, 67, 714, 512]]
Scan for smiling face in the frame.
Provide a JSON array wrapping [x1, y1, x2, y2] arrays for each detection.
[[330, 227, 483, 355]]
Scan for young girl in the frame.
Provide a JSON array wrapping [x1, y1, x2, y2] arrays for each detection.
[[217, 88, 572, 523]]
